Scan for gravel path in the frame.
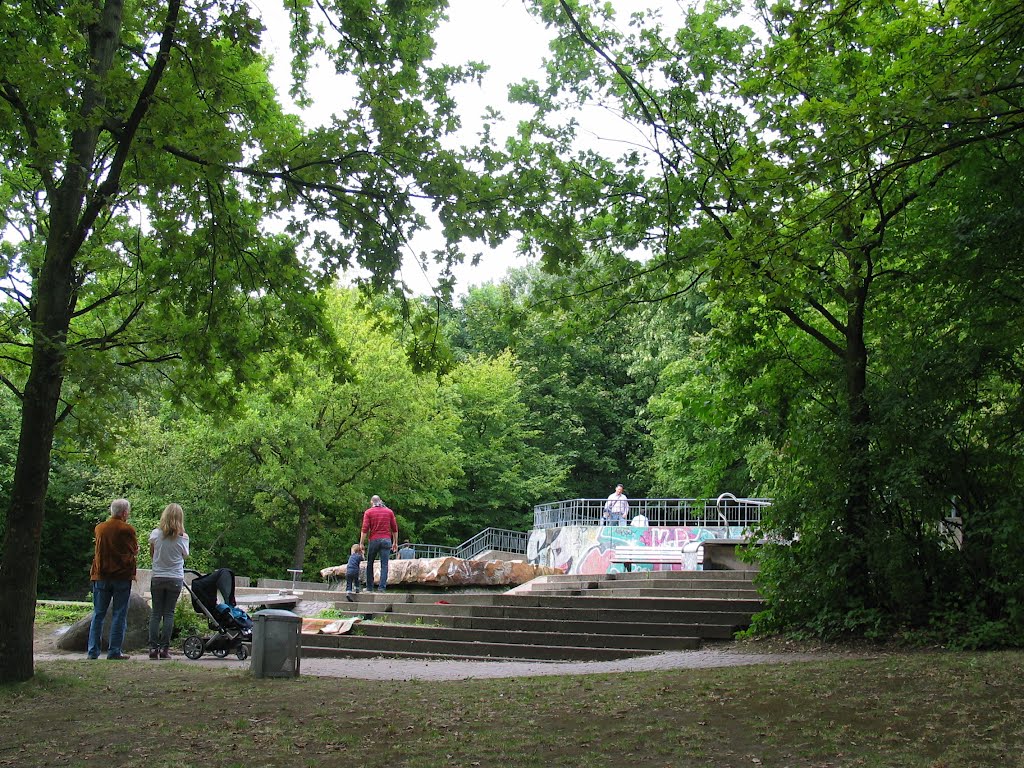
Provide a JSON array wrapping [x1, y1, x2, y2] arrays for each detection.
[[36, 645, 829, 681]]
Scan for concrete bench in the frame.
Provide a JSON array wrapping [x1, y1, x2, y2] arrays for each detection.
[[700, 539, 758, 570]]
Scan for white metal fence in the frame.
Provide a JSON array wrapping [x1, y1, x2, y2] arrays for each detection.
[[532, 493, 771, 530], [375, 497, 769, 565]]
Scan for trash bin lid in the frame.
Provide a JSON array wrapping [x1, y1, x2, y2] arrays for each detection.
[[254, 608, 300, 620]]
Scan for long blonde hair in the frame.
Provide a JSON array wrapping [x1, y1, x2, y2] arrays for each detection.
[[159, 503, 185, 538]]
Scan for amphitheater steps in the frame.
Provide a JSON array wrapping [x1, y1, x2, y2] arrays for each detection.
[[287, 570, 763, 662]]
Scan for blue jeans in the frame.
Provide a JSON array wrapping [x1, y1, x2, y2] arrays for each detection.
[[345, 569, 361, 593], [88, 579, 132, 658], [148, 577, 183, 649], [365, 538, 392, 592]]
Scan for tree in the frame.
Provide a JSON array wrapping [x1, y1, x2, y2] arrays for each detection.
[[0, 0, 511, 681], [510, 0, 1024, 638], [438, 350, 566, 542], [446, 267, 651, 498], [217, 289, 463, 570]]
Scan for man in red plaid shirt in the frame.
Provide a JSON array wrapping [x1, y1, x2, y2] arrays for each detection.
[[359, 495, 399, 592]]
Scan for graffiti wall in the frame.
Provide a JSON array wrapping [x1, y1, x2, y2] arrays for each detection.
[[526, 525, 748, 575]]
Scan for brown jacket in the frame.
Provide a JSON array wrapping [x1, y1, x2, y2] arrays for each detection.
[[90, 517, 138, 581]]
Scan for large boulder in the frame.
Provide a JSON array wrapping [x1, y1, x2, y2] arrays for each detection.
[[320, 557, 563, 587], [56, 592, 151, 652]]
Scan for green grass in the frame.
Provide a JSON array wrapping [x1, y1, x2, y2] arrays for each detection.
[[316, 608, 358, 619], [3, 650, 1023, 767], [35, 601, 92, 625]]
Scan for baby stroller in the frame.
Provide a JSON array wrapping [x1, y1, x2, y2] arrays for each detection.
[[181, 567, 252, 661]]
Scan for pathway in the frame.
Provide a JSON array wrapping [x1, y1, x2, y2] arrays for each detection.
[[34, 644, 835, 681]]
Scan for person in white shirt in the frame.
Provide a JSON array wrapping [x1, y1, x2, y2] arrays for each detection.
[[630, 511, 649, 526], [148, 503, 190, 659], [603, 484, 629, 526]]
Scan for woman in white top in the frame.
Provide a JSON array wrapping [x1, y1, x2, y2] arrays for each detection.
[[148, 503, 189, 659]]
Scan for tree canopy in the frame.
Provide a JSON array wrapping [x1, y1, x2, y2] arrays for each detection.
[[4, 0, 1022, 685], [0, 0, 515, 682], [505, 0, 1024, 642]]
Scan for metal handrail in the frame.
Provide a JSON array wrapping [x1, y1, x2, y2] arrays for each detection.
[[397, 528, 530, 560], [456, 528, 530, 559]]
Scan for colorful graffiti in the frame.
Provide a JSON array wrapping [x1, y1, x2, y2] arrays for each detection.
[[527, 525, 748, 575]]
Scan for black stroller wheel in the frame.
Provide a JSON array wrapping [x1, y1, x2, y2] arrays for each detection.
[[183, 635, 204, 660], [236, 644, 250, 661], [211, 649, 229, 658]]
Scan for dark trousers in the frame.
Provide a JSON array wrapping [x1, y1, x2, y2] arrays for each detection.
[[365, 538, 392, 592]]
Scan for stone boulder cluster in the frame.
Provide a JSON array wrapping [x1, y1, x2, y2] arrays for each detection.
[[320, 556, 562, 587]]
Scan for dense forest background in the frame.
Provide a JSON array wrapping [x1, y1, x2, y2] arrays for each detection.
[[2, 0, 1023, 685], [2, 271, 671, 594]]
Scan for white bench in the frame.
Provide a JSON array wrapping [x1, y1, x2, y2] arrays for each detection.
[[611, 544, 702, 571], [611, 546, 683, 564]]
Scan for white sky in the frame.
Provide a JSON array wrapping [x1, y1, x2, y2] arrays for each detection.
[[248, 0, 556, 297], [249, 0, 690, 298]]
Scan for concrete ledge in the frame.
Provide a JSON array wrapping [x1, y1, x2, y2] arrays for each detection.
[[701, 540, 760, 571]]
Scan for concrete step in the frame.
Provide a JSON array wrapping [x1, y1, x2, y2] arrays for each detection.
[[319, 610, 739, 640], [338, 596, 760, 620], [525, 577, 758, 592], [301, 632, 660, 661], [361, 611, 738, 641], [321, 620, 702, 651], [348, 591, 762, 614], [528, 573, 761, 589], [552, 589, 761, 602], [515, 590, 760, 602], [334, 601, 755, 635], [298, 645, 567, 663]]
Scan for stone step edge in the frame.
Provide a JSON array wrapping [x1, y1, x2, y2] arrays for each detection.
[[300, 620, 702, 650], [299, 636, 661, 662], [305, 611, 742, 640]]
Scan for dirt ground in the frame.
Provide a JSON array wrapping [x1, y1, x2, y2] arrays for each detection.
[[33, 622, 844, 681]]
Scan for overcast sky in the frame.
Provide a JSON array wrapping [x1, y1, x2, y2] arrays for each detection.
[[247, 0, 559, 297], [249, 1, 693, 298]]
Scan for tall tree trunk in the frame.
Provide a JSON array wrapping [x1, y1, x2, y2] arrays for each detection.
[[0, 0, 132, 683], [0, 233, 76, 682], [292, 500, 312, 571], [842, 275, 873, 600]]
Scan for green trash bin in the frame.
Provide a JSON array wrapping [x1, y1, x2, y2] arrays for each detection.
[[251, 609, 302, 679]]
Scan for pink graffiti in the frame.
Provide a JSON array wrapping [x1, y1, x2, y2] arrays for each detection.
[[576, 545, 617, 575]]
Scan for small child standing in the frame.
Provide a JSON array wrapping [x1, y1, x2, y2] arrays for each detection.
[[345, 543, 364, 599]]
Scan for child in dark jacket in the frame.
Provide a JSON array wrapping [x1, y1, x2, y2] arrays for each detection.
[[345, 544, 364, 598]]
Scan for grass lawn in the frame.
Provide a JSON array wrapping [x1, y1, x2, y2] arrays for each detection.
[[3, 635, 1023, 768]]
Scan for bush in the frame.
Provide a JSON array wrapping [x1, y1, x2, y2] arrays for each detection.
[[172, 596, 208, 639]]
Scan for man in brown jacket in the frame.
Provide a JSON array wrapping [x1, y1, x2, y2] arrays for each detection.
[[87, 499, 138, 659]]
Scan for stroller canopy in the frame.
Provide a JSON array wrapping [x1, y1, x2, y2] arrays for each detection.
[[189, 567, 237, 614]]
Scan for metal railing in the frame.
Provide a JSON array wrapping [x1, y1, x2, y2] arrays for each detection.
[[532, 493, 771, 530], [456, 527, 530, 559], [400, 528, 530, 560], [353, 497, 767, 571], [403, 543, 457, 559]]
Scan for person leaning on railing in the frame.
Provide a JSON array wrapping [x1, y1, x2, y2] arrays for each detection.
[[602, 484, 629, 526]]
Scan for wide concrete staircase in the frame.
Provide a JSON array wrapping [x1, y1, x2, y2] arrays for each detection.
[[274, 569, 762, 663]]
